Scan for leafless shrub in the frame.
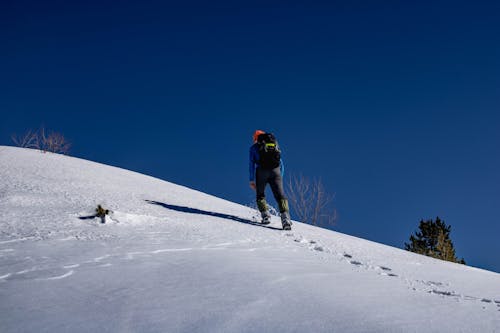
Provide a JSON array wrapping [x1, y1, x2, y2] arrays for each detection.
[[40, 127, 71, 154], [11, 127, 71, 154], [286, 173, 337, 227], [11, 129, 40, 149]]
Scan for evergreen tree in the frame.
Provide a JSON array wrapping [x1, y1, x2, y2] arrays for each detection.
[[405, 217, 466, 264]]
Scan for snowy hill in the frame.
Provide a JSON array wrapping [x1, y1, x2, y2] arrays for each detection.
[[0, 146, 499, 333]]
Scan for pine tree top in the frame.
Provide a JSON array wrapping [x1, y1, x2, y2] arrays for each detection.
[[405, 217, 465, 264]]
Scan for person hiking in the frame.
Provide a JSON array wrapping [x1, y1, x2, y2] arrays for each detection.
[[249, 130, 292, 230]]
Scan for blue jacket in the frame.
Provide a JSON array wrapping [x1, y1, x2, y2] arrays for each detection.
[[249, 143, 284, 182]]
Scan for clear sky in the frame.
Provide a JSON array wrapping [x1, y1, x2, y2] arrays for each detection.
[[1, 1, 499, 272]]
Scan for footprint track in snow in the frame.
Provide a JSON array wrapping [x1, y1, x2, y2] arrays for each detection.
[[287, 233, 497, 310], [406, 279, 499, 311], [285, 232, 399, 280]]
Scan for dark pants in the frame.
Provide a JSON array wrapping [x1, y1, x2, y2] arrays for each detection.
[[256, 167, 288, 213]]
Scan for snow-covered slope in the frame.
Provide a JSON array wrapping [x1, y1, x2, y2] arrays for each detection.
[[0, 146, 498, 333]]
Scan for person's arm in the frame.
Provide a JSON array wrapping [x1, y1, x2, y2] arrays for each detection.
[[249, 145, 257, 189]]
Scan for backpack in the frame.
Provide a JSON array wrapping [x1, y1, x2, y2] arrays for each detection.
[[257, 133, 281, 169]]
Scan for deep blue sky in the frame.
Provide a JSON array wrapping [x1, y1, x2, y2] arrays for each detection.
[[1, 1, 499, 272]]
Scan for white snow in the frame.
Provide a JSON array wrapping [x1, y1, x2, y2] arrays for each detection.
[[0, 146, 499, 332]]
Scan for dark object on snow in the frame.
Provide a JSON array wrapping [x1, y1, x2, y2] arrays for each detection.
[[95, 205, 110, 223], [78, 205, 111, 223]]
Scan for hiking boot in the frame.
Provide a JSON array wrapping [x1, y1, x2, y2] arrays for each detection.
[[280, 212, 292, 230], [261, 211, 271, 225]]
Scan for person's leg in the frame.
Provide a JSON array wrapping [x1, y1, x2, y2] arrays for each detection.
[[255, 168, 271, 223], [269, 168, 291, 229]]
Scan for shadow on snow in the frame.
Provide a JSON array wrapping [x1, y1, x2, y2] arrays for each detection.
[[145, 200, 283, 231]]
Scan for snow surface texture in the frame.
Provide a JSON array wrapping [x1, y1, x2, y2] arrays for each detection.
[[0, 146, 499, 333]]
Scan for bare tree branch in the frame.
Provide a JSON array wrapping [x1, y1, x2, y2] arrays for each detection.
[[42, 131, 71, 154], [11, 126, 71, 154], [287, 173, 337, 227], [11, 130, 40, 149]]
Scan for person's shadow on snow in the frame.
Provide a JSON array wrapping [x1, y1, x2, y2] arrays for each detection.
[[145, 200, 283, 231]]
